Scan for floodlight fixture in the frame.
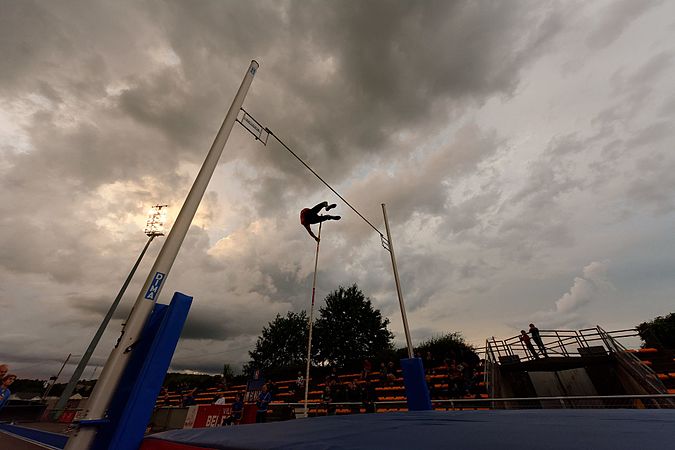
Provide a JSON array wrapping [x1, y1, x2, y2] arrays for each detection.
[[145, 204, 168, 237], [54, 204, 167, 419]]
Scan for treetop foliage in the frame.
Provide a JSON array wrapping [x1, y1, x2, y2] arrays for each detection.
[[245, 284, 395, 376], [414, 332, 479, 366], [637, 312, 675, 349], [246, 310, 308, 376], [244, 284, 479, 377], [314, 284, 394, 367]]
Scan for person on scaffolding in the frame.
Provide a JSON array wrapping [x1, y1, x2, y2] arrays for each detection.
[[300, 201, 340, 242]]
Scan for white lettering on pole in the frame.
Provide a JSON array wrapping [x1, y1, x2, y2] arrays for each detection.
[[144, 272, 166, 300]]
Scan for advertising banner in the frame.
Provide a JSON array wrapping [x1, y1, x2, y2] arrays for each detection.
[[183, 404, 233, 428]]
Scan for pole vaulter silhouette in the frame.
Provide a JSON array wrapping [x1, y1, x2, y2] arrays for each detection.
[[300, 201, 340, 241]]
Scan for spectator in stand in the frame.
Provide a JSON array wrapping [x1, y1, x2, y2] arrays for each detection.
[[178, 382, 188, 394], [324, 370, 334, 385], [529, 323, 548, 357], [322, 385, 336, 416], [159, 387, 171, 407], [426, 374, 436, 400], [361, 379, 376, 414], [345, 381, 361, 414], [386, 361, 397, 385], [361, 359, 372, 380], [378, 362, 389, 384], [448, 360, 462, 398], [224, 393, 244, 425], [295, 372, 305, 400], [182, 388, 197, 407], [256, 384, 272, 423], [0, 364, 8, 379], [469, 368, 482, 398], [214, 393, 227, 405], [520, 330, 539, 359], [439, 358, 449, 374], [267, 379, 278, 398], [0, 374, 16, 412], [459, 361, 469, 396], [424, 352, 435, 372], [215, 375, 227, 392], [330, 378, 345, 403]]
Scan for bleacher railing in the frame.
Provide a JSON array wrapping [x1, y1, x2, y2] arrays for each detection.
[[263, 393, 675, 416]]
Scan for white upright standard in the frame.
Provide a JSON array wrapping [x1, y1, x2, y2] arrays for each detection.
[[65, 60, 259, 450], [382, 203, 413, 358]]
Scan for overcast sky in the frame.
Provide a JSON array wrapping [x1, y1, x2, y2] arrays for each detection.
[[2, 0, 675, 379]]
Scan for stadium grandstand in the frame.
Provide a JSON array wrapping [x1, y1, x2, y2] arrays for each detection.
[[2, 324, 674, 449]]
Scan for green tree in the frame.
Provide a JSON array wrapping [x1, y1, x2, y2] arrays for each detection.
[[162, 373, 222, 391], [10, 379, 47, 397], [222, 363, 235, 379], [414, 332, 479, 366], [637, 312, 675, 349], [246, 311, 309, 377], [314, 284, 394, 368]]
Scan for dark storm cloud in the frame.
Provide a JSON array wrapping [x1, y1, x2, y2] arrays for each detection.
[[0, 0, 568, 245], [181, 306, 253, 341], [584, 51, 675, 216], [4, 0, 675, 378], [660, 95, 675, 117], [585, 0, 658, 50], [117, 67, 219, 151], [341, 122, 503, 236], [605, 51, 673, 118], [145, 0, 565, 211], [0, 1, 71, 90], [625, 51, 673, 86], [625, 151, 675, 215]]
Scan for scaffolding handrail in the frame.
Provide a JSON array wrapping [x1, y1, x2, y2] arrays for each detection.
[[596, 326, 667, 394], [484, 327, 641, 363]]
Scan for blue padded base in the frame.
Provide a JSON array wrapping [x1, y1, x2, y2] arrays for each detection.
[[145, 409, 675, 450]]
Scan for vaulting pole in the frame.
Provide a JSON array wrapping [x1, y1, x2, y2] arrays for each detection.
[[65, 60, 259, 450], [303, 222, 322, 418], [382, 204, 413, 358]]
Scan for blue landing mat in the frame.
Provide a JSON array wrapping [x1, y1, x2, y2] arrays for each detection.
[[0, 422, 68, 449], [145, 409, 675, 450]]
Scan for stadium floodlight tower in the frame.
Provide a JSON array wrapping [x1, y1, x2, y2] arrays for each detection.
[[145, 204, 169, 238], [65, 60, 258, 450], [53, 204, 168, 419]]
